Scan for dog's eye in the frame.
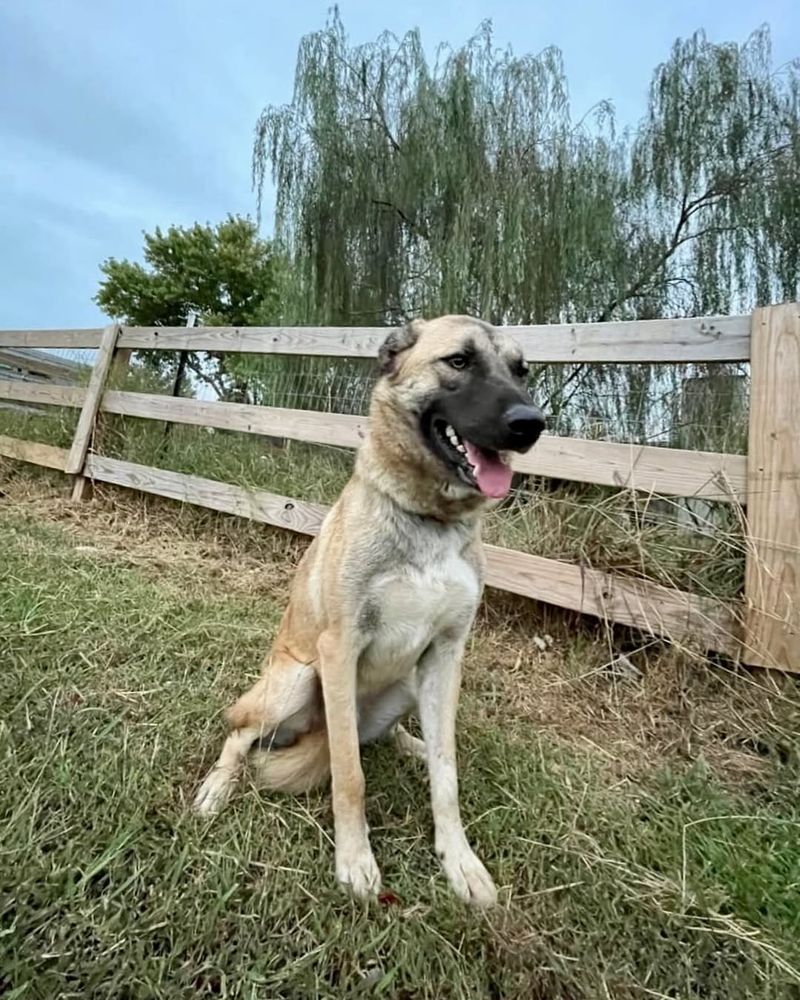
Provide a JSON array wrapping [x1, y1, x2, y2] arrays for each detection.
[[445, 354, 469, 371], [512, 360, 529, 379]]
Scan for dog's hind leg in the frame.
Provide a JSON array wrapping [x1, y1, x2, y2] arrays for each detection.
[[393, 723, 426, 761], [193, 724, 262, 816], [193, 656, 319, 816]]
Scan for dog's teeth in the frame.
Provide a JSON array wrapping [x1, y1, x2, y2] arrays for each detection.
[[456, 444, 466, 453]]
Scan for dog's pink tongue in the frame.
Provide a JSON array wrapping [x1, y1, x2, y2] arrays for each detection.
[[463, 441, 513, 498]]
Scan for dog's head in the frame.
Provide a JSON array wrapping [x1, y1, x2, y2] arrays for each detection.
[[371, 315, 545, 503]]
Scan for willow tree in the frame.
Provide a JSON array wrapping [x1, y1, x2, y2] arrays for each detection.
[[628, 27, 800, 317], [254, 14, 799, 437], [254, 14, 626, 326]]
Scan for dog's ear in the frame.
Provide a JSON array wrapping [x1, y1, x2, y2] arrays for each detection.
[[377, 319, 425, 376]]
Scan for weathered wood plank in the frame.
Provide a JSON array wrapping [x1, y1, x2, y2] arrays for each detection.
[[510, 315, 751, 362], [117, 325, 387, 358], [99, 390, 745, 500], [517, 435, 746, 501], [84, 455, 329, 535], [116, 314, 751, 362], [0, 434, 69, 470], [81, 454, 741, 655], [0, 379, 85, 408], [0, 317, 749, 361], [744, 304, 800, 671], [0, 329, 104, 349], [100, 391, 370, 450], [65, 326, 120, 493]]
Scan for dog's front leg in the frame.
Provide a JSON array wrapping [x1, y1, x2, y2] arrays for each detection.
[[317, 630, 381, 899], [417, 635, 498, 908]]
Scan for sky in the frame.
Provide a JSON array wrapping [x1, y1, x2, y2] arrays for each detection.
[[1, 0, 797, 331]]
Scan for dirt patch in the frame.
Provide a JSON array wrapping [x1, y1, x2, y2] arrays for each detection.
[[2, 470, 305, 603], [465, 611, 798, 789]]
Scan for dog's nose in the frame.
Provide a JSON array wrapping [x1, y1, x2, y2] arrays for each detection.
[[503, 404, 545, 448]]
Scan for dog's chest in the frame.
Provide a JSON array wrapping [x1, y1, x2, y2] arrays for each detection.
[[358, 551, 479, 690]]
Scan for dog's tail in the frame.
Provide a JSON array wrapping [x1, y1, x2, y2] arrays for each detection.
[[249, 728, 330, 794]]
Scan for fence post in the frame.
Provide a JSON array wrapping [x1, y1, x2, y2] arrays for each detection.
[[111, 348, 132, 382], [65, 323, 120, 500], [744, 302, 800, 670], [160, 312, 196, 451]]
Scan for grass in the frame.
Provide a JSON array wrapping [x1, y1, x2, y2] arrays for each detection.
[[1, 468, 799, 999]]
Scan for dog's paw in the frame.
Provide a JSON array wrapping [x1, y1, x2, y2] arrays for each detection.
[[192, 768, 234, 817], [393, 724, 427, 761], [439, 845, 498, 908], [336, 844, 382, 899]]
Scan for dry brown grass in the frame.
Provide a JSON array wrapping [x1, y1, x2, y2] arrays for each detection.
[[465, 617, 798, 792], [5, 465, 796, 795]]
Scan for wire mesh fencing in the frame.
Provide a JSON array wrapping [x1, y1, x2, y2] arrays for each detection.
[[0, 341, 752, 606], [115, 351, 751, 603]]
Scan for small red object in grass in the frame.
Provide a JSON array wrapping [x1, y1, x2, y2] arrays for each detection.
[[378, 890, 400, 906]]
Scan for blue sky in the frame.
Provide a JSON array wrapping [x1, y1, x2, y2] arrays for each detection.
[[1, 0, 797, 330]]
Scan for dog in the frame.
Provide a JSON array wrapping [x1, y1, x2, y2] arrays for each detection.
[[194, 315, 544, 906]]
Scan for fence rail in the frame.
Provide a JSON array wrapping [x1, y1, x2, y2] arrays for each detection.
[[0, 329, 105, 349], [0, 315, 751, 361], [1, 308, 798, 671], [0, 348, 87, 383], [0, 379, 747, 501]]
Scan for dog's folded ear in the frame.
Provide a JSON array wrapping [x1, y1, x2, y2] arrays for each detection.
[[377, 319, 425, 376]]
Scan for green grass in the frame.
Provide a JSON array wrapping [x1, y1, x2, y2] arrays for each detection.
[[0, 405, 80, 449], [1, 478, 799, 999]]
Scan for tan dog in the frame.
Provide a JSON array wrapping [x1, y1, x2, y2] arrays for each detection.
[[194, 315, 544, 906]]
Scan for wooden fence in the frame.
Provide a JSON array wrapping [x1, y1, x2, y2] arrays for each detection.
[[1, 306, 798, 672]]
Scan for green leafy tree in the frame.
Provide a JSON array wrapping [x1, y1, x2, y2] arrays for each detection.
[[96, 216, 284, 400]]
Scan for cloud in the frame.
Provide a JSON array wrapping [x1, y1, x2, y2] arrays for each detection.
[[0, 0, 796, 328], [0, 2, 267, 326]]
